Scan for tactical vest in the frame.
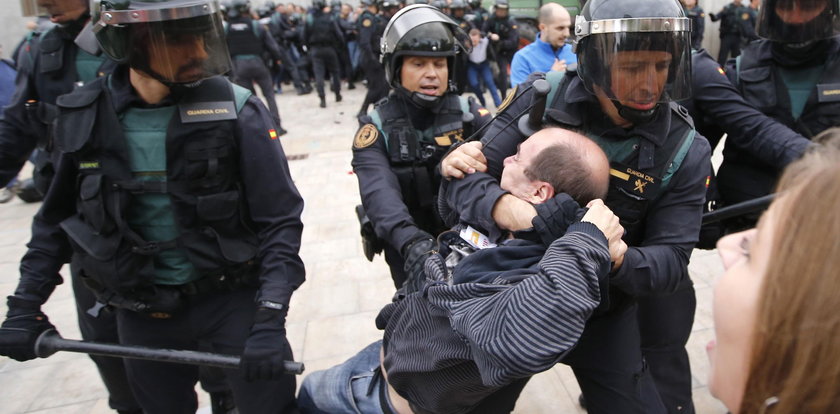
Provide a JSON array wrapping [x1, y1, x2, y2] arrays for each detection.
[[542, 71, 696, 245], [735, 40, 840, 140], [369, 94, 473, 229], [307, 12, 338, 47], [226, 18, 264, 57], [53, 76, 257, 308]]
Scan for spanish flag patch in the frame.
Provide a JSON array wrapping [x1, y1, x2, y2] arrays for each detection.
[[269, 129, 278, 140], [717, 67, 726, 76], [478, 108, 490, 117]]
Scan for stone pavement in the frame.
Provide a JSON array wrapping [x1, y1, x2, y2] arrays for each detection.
[[0, 85, 728, 413]]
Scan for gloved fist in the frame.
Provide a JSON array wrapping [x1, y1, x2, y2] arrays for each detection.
[[402, 231, 436, 294], [241, 307, 289, 382], [0, 296, 56, 361], [532, 193, 587, 246]]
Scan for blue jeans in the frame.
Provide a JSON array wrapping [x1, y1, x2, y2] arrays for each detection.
[[298, 340, 395, 414], [467, 61, 502, 107]]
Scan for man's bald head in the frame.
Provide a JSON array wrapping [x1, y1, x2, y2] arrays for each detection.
[[500, 127, 609, 206], [538, 3, 571, 49]]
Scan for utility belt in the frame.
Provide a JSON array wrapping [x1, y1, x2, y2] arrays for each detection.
[[355, 204, 383, 262], [81, 261, 258, 319]]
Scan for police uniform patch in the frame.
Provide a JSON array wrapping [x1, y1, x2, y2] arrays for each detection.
[[363, 18, 372, 27], [496, 85, 517, 113], [354, 124, 380, 148]]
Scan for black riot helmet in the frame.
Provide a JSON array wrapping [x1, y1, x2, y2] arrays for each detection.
[[574, 0, 692, 125], [469, 0, 482, 9], [451, 0, 466, 10], [756, 0, 840, 43], [226, 0, 250, 18], [381, 4, 470, 107], [312, 0, 327, 10], [92, 0, 232, 85]]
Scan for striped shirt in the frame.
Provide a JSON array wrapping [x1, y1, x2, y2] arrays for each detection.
[[376, 222, 609, 414]]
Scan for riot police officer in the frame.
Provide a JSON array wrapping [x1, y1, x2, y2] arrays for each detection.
[[352, 4, 491, 289], [268, 3, 313, 95], [716, 0, 840, 226], [0, 1, 305, 413], [482, 0, 518, 98], [710, 0, 752, 63], [468, 0, 490, 26], [304, 0, 344, 107], [682, 0, 705, 50], [357, 0, 391, 116], [440, 0, 710, 412], [450, 0, 476, 32], [0, 1, 137, 412], [226, 0, 288, 135]]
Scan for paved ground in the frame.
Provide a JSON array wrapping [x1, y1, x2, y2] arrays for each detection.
[[0, 85, 728, 413]]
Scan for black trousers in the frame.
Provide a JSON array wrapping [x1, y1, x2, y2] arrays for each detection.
[[72, 268, 141, 412], [494, 55, 512, 99], [233, 57, 283, 128], [359, 55, 389, 116], [717, 33, 742, 64], [563, 303, 667, 414], [116, 287, 297, 414], [310, 45, 341, 99], [638, 284, 697, 414]]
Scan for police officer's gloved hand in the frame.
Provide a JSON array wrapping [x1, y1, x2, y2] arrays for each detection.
[[402, 231, 436, 295], [532, 193, 587, 247], [241, 305, 289, 381], [0, 296, 56, 361]]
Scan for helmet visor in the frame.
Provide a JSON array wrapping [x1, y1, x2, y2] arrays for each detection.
[[581, 30, 691, 104], [382, 4, 469, 56], [128, 12, 231, 83], [756, 0, 840, 42]]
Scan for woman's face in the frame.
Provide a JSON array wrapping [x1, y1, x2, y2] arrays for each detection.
[[708, 203, 779, 412]]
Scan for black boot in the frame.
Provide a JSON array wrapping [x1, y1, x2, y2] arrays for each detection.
[[319, 96, 327, 108], [335, 92, 342, 102]]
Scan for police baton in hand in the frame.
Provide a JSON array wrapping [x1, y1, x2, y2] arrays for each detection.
[[34, 329, 305, 375], [701, 194, 775, 225]]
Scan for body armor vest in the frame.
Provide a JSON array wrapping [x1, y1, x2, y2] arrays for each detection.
[[53, 76, 256, 308], [370, 94, 473, 233], [542, 71, 696, 246], [724, 39, 840, 196], [226, 18, 264, 57]]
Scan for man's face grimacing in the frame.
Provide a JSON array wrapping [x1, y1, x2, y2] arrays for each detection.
[[400, 56, 448, 96], [500, 133, 556, 204], [605, 50, 671, 113], [37, 0, 87, 24], [539, 7, 571, 49], [147, 33, 210, 83]]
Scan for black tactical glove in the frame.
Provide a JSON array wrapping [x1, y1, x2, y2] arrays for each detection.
[[532, 193, 587, 246], [241, 305, 289, 381], [401, 231, 436, 294], [0, 296, 56, 361]]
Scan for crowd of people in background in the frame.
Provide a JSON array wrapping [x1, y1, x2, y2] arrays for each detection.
[[0, 0, 838, 413]]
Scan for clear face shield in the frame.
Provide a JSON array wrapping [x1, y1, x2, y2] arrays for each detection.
[[93, 0, 232, 84], [576, 16, 692, 106], [756, 0, 840, 43]]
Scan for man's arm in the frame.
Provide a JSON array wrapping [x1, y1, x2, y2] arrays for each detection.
[[14, 152, 78, 304], [708, 51, 811, 167], [0, 43, 44, 186], [261, 24, 285, 61], [509, 50, 530, 86], [609, 135, 711, 295], [236, 97, 305, 307], [352, 117, 425, 254], [427, 222, 609, 386]]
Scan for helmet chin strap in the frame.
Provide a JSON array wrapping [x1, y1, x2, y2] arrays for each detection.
[[612, 99, 658, 125], [397, 85, 442, 109]]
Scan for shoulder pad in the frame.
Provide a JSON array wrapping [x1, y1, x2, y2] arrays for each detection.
[[54, 79, 105, 153], [56, 78, 105, 109], [38, 28, 62, 54], [231, 83, 253, 113], [669, 102, 694, 129], [373, 96, 390, 109]]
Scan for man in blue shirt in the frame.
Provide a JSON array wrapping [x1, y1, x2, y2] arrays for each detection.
[[510, 3, 575, 85]]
